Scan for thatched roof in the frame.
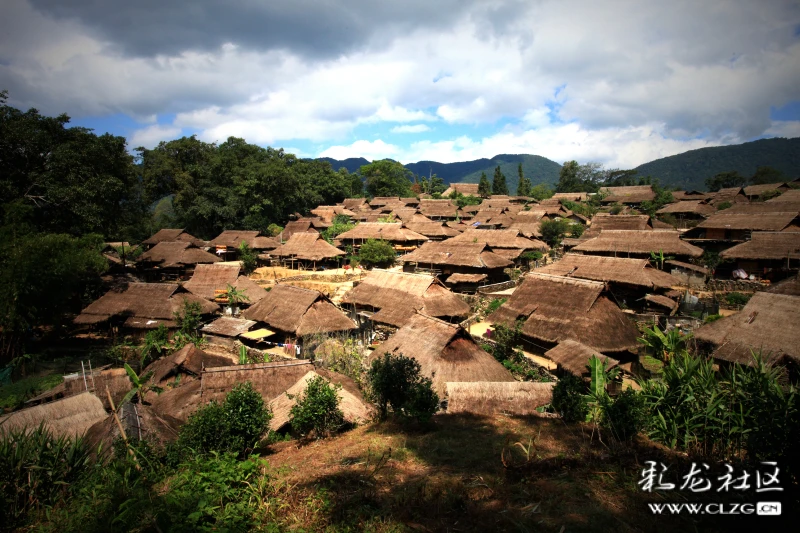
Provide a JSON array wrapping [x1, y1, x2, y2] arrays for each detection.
[[573, 230, 703, 257], [75, 283, 218, 327], [342, 270, 469, 326], [666, 260, 708, 274], [590, 213, 650, 231], [445, 273, 488, 283], [543, 340, 619, 376], [183, 263, 267, 302], [767, 188, 800, 203], [150, 379, 204, 422], [62, 368, 132, 411], [369, 196, 400, 207], [695, 292, 800, 365], [201, 316, 257, 337], [144, 343, 233, 384], [444, 382, 554, 416], [201, 360, 316, 404], [725, 202, 800, 215], [600, 185, 655, 203], [282, 219, 320, 240], [268, 370, 373, 431], [552, 192, 589, 201], [142, 228, 204, 247], [487, 273, 640, 353], [271, 232, 345, 261], [767, 274, 800, 296], [138, 241, 221, 268], [336, 222, 428, 242], [342, 198, 368, 210], [242, 284, 356, 336], [209, 230, 279, 250], [442, 183, 480, 197], [644, 294, 679, 314], [537, 254, 678, 289], [696, 212, 797, 231], [720, 232, 800, 260], [449, 228, 549, 251], [0, 392, 107, 438], [403, 222, 462, 238], [656, 201, 715, 216], [401, 241, 513, 269], [672, 191, 712, 201], [84, 403, 182, 454], [369, 313, 515, 395], [743, 183, 788, 197]]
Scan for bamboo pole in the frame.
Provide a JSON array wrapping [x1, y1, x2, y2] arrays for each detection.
[[106, 386, 141, 470]]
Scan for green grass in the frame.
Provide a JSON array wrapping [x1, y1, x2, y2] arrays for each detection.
[[0, 374, 63, 411]]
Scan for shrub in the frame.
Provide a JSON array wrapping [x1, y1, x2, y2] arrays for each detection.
[[716, 201, 732, 211], [358, 238, 396, 267], [289, 376, 345, 438], [520, 251, 543, 262], [367, 353, 439, 423], [238, 242, 258, 275], [486, 297, 507, 314], [704, 314, 723, 323], [176, 382, 271, 458], [602, 389, 647, 441], [141, 324, 170, 365], [609, 203, 624, 215], [725, 292, 751, 306], [0, 374, 63, 411], [569, 223, 585, 238], [266, 223, 284, 237], [539, 218, 573, 246], [552, 373, 588, 423]]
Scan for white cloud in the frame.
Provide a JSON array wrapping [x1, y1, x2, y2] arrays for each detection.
[[390, 124, 431, 134], [766, 120, 800, 139], [128, 124, 182, 149], [319, 140, 401, 161]]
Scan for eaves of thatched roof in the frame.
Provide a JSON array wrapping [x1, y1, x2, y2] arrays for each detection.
[[270, 232, 345, 261], [336, 222, 428, 242], [537, 253, 679, 289], [209, 230, 280, 250], [572, 230, 703, 257], [142, 228, 205, 247], [0, 392, 107, 439], [600, 185, 655, 203], [543, 340, 619, 377], [401, 241, 513, 269], [590, 213, 651, 231], [138, 241, 222, 267], [656, 201, 715, 216], [449, 228, 549, 251], [242, 284, 355, 336], [720, 232, 800, 260], [444, 381, 554, 416]]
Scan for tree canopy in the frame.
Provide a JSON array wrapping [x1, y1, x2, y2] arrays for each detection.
[[516, 163, 532, 196], [477, 172, 491, 197], [360, 159, 413, 198], [705, 171, 747, 192], [492, 166, 509, 195]]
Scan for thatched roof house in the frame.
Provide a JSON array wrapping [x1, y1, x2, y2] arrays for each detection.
[[342, 198, 369, 211], [552, 192, 589, 202], [442, 183, 481, 197], [448, 229, 549, 252], [710, 187, 748, 206], [572, 230, 703, 258], [0, 392, 107, 438], [743, 182, 789, 199], [137, 241, 221, 269], [656, 201, 715, 217], [183, 263, 268, 303], [75, 283, 218, 330], [209, 230, 280, 250], [672, 191, 712, 201], [600, 185, 655, 204], [369, 314, 515, 396], [242, 284, 356, 337], [589, 214, 650, 231], [341, 270, 469, 326], [401, 241, 512, 283], [336, 223, 428, 245], [444, 382, 553, 416], [270, 232, 345, 264], [767, 188, 800, 203], [268, 370, 373, 432], [143, 343, 233, 385], [695, 292, 800, 365], [62, 367, 131, 411], [369, 196, 400, 207], [767, 274, 800, 296], [537, 254, 678, 289], [694, 212, 798, 233], [720, 232, 800, 261], [402, 221, 462, 240], [487, 273, 640, 353], [201, 317, 258, 346], [543, 340, 619, 377], [201, 359, 316, 404], [418, 199, 460, 219], [142, 228, 205, 248]]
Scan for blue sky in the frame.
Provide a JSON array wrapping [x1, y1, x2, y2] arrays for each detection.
[[2, 0, 799, 168]]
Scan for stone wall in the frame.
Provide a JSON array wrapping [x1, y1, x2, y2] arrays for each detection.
[[705, 279, 767, 293]]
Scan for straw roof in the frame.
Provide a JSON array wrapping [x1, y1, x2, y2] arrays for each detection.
[[442, 183, 480, 197], [720, 232, 800, 260], [724, 202, 800, 215], [449, 229, 549, 251], [767, 274, 800, 296], [202, 316, 257, 337], [418, 200, 460, 218], [183, 264, 267, 303], [62, 368, 132, 411], [336, 222, 428, 242], [142, 228, 204, 247], [138, 241, 221, 268], [401, 241, 513, 269], [656, 201, 715, 216], [573, 230, 703, 257], [537, 254, 678, 289], [268, 370, 373, 432], [711, 187, 747, 205], [242, 284, 356, 336], [0, 392, 108, 438], [767, 188, 800, 203], [487, 273, 640, 353], [672, 191, 712, 201], [743, 183, 788, 196], [342, 198, 368, 210], [446, 273, 487, 283], [644, 294, 679, 314], [695, 292, 800, 365], [600, 185, 655, 203], [144, 343, 233, 384], [271, 232, 345, 261], [696, 212, 797, 232], [282, 219, 320, 240], [590, 213, 651, 231], [403, 222, 462, 238], [75, 283, 218, 327], [201, 360, 316, 404], [369, 197, 400, 207], [552, 192, 589, 201], [209, 230, 279, 250], [84, 403, 182, 454], [150, 379, 204, 422], [444, 381, 554, 416], [369, 313, 515, 395], [543, 340, 619, 377]]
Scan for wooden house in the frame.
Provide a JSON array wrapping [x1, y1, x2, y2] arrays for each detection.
[[401, 241, 512, 283]]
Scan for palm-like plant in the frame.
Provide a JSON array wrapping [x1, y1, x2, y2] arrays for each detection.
[[121, 363, 162, 406], [637, 325, 691, 361], [226, 284, 250, 314]]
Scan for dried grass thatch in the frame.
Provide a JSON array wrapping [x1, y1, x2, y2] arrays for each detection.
[[644, 294, 679, 315], [695, 292, 800, 365], [150, 379, 204, 422], [0, 392, 107, 438], [696, 212, 797, 231], [138, 242, 221, 267], [767, 274, 800, 296], [401, 241, 512, 269], [589, 214, 650, 231], [767, 188, 800, 203], [599, 185, 655, 203], [720, 232, 800, 260], [268, 370, 373, 431], [441, 183, 480, 197], [209, 230, 280, 250], [368, 314, 515, 396], [444, 381, 554, 416], [85, 403, 183, 457], [202, 316, 258, 337], [449, 229, 549, 251], [537, 254, 678, 289], [271, 232, 345, 261], [336, 223, 428, 243], [710, 187, 748, 206], [573, 230, 703, 257], [656, 201, 715, 216], [543, 340, 619, 377], [403, 222, 462, 239], [142, 228, 204, 247], [243, 284, 356, 336], [418, 199, 460, 218], [183, 263, 268, 303], [743, 183, 789, 197], [665, 260, 708, 274], [144, 343, 233, 384], [487, 273, 640, 353], [201, 360, 315, 404]]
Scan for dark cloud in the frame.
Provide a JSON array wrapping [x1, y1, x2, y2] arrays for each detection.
[[29, 0, 481, 59]]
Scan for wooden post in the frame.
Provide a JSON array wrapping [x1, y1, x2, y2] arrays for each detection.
[[106, 386, 141, 470]]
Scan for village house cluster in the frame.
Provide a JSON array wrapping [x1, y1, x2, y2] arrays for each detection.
[[3, 180, 798, 446]]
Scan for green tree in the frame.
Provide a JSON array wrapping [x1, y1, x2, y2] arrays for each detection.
[[750, 165, 785, 185], [238, 242, 258, 275], [367, 353, 439, 423], [289, 376, 345, 438], [516, 163, 532, 197], [492, 166, 509, 195], [477, 172, 491, 197], [361, 160, 413, 198], [539, 218, 573, 246], [552, 373, 588, 422], [529, 183, 554, 201], [556, 161, 604, 193], [705, 171, 746, 192], [358, 239, 396, 267]]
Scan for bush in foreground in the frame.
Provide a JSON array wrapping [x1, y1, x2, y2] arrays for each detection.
[[290, 376, 345, 438], [367, 353, 439, 423], [552, 373, 588, 423]]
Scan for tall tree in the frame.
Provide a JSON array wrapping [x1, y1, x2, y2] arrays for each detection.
[[750, 166, 786, 185], [361, 160, 414, 198], [516, 163, 532, 197], [556, 161, 604, 193], [492, 166, 509, 195], [477, 172, 491, 197], [705, 171, 747, 192]]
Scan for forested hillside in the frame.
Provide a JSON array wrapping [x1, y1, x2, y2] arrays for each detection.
[[634, 138, 800, 190]]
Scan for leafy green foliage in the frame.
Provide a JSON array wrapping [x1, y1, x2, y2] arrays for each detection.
[[520, 251, 543, 262], [321, 218, 355, 243], [121, 363, 161, 405], [0, 425, 90, 528], [238, 241, 258, 275], [639, 185, 675, 217], [609, 203, 624, 215], [417, 173, 447, 195], [716, 201, 732, 210], [451, 193, 482, 209], [289, 376, 345, 438], [569, 223, 585, 238], [477, 172, 491, 197], [529, 183, 554, 201], [725, 292, 751, 306], [486, 297, 507, 314], [358, 238, 396, 267], [176, 382, 271, 458], [552, 373, 589, 423], [637, 325, 691, 361], [705, 171, 747, 192], [266, 223, 284, 237], [750, 165, 786, 185], [555, 161, 605, 193], [516, 163, 532, 197], [491, 165, 509, 195], [361, 160, 413, 197], [367, 353, 439, 422], [0, 374, 63, 411], [539, 218, 573, 246], [141, 324, 170, 365], [601, 389, 647, 441]]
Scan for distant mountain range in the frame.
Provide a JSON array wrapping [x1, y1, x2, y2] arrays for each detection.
[[318, 137, 800, 192]]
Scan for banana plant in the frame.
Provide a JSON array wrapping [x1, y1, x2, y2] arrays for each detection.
[[121, 363, 161, 406], [584, 355, 621, 426]]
